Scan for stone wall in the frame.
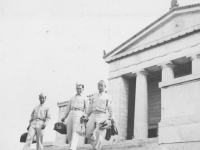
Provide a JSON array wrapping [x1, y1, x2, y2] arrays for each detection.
[[159, 74, 200, 149], [108, 77, 129, 140]]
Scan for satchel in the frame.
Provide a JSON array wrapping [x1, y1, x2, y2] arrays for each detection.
[[76, 123, 86, 136], [111, 119, 118, 135], [99, 119, 112, 130], [20, 132, 36, 143], [105, 119, 118, 141], [53, 122, 67, 134]]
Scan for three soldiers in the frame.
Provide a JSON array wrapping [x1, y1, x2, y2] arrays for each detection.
[[23, 80, 114, 150]]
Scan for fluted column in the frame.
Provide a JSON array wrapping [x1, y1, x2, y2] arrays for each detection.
[[133, 70, 148, 139], [188, 54, 200, 75], [158, 61, 174, 82]]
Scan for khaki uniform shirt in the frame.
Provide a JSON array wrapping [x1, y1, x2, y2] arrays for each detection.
[[64, 94, 89, 119], [87, 92, 113, 118], [30, 104, 51, 125]]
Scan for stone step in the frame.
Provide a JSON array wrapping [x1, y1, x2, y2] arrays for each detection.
[[43, 138, 159, 150]]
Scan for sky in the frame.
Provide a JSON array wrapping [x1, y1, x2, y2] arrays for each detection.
[[0, 0, 200, 149]]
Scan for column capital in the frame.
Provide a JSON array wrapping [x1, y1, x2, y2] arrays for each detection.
[[187, 52, 200, 75], [186, 52, 200, 60], [157, 61, 174, 69], [132, 69, 148, 76]]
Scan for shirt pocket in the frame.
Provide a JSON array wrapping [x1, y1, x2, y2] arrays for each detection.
[[98, 99, 107, 109], [40, 109, 46, 118], [33, 110, 38, 117], [77, 100, 84, 108], [71, 100, 76, 108], [92, 99, 97, 108]]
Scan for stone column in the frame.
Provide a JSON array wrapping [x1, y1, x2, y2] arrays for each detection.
[[187, 53, 200, 75], [158, 61, 174, 82], [133, 70, 148, 139]]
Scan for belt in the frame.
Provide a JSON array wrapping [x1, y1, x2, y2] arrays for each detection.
[[92, 110, 106, 114], [71, 108, 84, 112], [32, 118, 45, 121]]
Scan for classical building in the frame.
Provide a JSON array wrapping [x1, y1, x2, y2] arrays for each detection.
[[103, 2, 200, 149], [49, 2, 200, 150]]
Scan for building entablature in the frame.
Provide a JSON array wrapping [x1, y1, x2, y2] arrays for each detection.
[[108, 28, 200, 80]]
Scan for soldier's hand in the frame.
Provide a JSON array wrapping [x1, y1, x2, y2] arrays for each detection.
[[27, 126, 30, 131], [61, 118, 65, 123], [27, 124, 30, 130], [41, 125, 46, 130], [83, 118, 89, 123], [85, 115, 89, 120]]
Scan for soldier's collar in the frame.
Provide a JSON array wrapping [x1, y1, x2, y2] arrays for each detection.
[[39, 103, 45, 106], [76, 93, 82, 96], [99, 91, 105, 95]]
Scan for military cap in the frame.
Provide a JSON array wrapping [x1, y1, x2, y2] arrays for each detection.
[[98, 80, 106, 87], [76, 82, 84, 88], [39, 93, 46, 99]]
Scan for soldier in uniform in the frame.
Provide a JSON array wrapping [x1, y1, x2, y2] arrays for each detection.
[[61, 82, 88, 150], [23, 93, 51, 150], [86, 80, 113, 150]]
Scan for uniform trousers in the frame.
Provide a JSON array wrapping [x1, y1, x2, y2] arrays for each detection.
[[23, 120, 45, 150], [86, 113, 107, 150], [66, 110, 83, 150]]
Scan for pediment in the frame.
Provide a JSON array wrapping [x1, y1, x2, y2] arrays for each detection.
[[104, 4, 200, 63]]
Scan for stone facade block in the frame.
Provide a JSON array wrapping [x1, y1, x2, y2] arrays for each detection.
[[108, 77, 129, 140], [159, 75, 200, 144]]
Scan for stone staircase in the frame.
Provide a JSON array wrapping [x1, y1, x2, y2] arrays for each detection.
[[43, 138, 159, 150]]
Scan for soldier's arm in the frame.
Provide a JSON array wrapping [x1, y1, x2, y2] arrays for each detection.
[[62, 99, 72, 120], [27, 108, 34, 130], [107, 96, 113, 119], [84, 98, 89, 115], [86, 99, 93, 119], [29, 108, 35, 123], [44, 108, 51, 126]]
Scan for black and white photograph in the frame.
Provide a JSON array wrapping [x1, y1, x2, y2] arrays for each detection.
[[1, 0, 200, 150]]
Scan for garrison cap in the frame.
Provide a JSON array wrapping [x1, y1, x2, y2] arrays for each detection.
[[76, 82, 84, 88], [98, 80, 106, 87], [39, 93, 46, 99]]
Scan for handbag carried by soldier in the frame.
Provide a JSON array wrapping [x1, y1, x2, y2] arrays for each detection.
[[76, 116, 88, 136], [90, 119, 112, 141], [53, 122, 67, 134], [99, 119, 112, 130], [20, 132, 36, 143], [105, 119, 118, 141]]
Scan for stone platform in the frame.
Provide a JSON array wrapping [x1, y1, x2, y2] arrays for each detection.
[[42, 138, 159, 150]]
